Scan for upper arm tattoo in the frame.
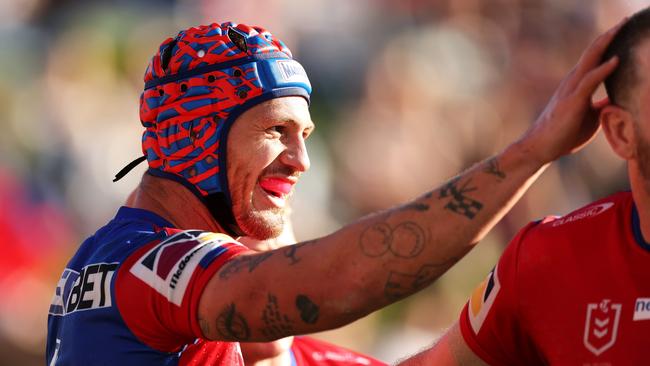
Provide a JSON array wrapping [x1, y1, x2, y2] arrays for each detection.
[[295, 295, 319, 324], [199, 317, 211, 337], [260, 294, 294, 339], [219, 252, 274, 280], [216, 303, 251, 341], [282, 240, 314, 265]]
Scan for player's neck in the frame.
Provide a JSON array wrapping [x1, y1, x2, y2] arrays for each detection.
[[630, 167, 650, 243], [241, 338, 294, 366], [244, 353, 292, 366], [127, 173, 225, 233]]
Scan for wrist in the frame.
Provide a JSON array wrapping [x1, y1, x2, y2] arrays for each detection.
[[500, 139, 550, 177]]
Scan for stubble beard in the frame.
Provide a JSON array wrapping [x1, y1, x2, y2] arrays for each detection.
[[235, 202, 286, 240], [229, 165, 297, 240]]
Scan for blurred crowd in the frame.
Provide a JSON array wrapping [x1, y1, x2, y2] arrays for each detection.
[[0, 0, 645, 364]]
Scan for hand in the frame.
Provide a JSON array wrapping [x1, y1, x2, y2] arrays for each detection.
[[516, 17, 626, 166]]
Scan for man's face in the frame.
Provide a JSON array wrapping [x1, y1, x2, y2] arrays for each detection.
[[226, 97, 314, 240]]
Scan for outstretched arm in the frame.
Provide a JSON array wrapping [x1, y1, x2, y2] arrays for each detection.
[[198, 19, 623, 342], [396, 322, 486, 366]]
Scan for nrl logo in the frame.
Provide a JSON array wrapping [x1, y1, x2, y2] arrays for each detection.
[[583, 299, 622, 356]]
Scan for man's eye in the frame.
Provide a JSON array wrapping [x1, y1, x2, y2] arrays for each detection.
[[268, 126, 285, 135]]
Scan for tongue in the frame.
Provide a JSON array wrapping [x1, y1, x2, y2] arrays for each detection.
[[259, 178, 292, 195]]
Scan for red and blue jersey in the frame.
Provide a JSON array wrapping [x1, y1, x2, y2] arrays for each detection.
[[46, 207, 385, 366], [459, 191, 650, 365], [46, 206, 248, 365]]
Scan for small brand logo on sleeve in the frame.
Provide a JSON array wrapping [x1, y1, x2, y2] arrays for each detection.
[[277, 60, 310, 84], [634, 298, 650, 321], [130, 230, 235, 306]]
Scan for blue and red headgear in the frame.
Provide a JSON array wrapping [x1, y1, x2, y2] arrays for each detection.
[[117, 22, 312, 235]]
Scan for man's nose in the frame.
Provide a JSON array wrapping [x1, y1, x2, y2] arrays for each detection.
[[281, 137, 310, 173]]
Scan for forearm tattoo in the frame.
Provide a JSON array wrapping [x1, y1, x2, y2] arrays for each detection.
[[359, 222, 425, 259], [484, 157, 506, 180], [260, 294, 294, 339], [295, 295, 319, 324], [438, 177, 483, 219], [384, 265, 439, 300], [219, 252, 274, 280], [216, 303, 251, 341], [400, 202, 430, 212], [383, 257, 460, 300]]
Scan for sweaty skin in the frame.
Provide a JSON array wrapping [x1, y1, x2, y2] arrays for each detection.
[[129, 19, 622, 349]]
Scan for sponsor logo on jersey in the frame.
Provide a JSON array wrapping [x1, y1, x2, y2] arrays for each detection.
[[583, 299, 622, 356], [633, 298, 650, 321], [130, 230, 236, 306], [552, 202, 614, 227], [468, 265, 501, 334], [49, 263, 118, 316]]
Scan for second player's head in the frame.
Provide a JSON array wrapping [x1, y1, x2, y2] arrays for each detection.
[[603, 7, 650, 108], [601, 7, 650, 188]]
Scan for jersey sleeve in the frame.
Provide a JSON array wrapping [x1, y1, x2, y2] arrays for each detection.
[[115, 229, 249, 352], [458, 221, 544, 365]]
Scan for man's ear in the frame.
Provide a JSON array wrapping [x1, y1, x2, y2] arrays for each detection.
[[600, 105, 637, 160]]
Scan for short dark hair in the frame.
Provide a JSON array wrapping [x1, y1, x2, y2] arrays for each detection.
[[603, 7, 650, 106]]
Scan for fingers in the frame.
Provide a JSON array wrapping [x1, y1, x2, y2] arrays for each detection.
[[573, 17, 627, 79], [592, 96, 611, 110], [575, 56, 618, 99]]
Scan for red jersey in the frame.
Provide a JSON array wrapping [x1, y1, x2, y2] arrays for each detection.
[[459, 191, 650, 365], [291, 336, 386, 365]]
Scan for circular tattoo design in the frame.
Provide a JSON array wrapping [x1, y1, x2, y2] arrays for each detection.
[[359, 223, 392, 257], [390, 222, 425, 258]]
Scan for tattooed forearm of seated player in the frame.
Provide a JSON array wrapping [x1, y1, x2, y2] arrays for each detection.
[[218, 252, 274, 280]]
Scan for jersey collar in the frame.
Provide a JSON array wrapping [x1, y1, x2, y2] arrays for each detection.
[[630, 203, 650, 253], [114, 206, 175, 228]]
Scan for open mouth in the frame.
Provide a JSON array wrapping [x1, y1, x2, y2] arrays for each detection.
[[265, 189, 283, 198], [259, 177, 294, 199]]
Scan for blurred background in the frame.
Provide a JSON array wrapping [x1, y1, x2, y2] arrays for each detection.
[[0, 0, 645, 364]]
